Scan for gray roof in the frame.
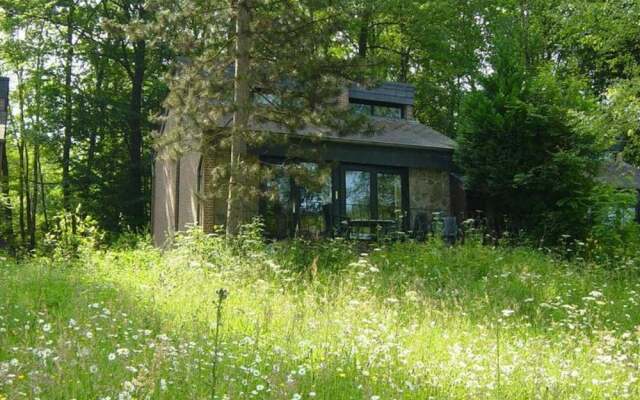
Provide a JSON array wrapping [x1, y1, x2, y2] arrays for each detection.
[[349, 82, 415, 106], [600, 160, 640, 190], [235, 116, 455, 151], [314, 117, 455, 151]]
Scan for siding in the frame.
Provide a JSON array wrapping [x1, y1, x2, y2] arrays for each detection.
[[152, 157, 177, 247]]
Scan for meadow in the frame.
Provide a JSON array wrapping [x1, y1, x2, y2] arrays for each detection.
[[1, 228, 640, 399]]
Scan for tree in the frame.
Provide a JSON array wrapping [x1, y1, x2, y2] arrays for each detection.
[[156, 0, 368, 235], [456, 38, 603, 242]]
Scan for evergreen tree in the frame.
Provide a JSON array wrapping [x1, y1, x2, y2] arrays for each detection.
[[154, 0, 368, 234], [457, 38, 604, 242]]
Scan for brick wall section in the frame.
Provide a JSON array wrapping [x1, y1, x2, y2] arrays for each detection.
[[408, 168, 451, 228], [200, 134, 260, 233], [201, 134, 220, 233]]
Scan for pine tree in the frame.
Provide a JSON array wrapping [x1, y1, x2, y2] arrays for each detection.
[[154, 0, 368, 235]]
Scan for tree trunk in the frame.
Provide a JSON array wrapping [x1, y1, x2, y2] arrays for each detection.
[[29, 144, 39, 249], [126, 38, 146, 228], [226, 0, 251, 236], [358, 10, 370, 59], [0, 139, 12, 249], [62, 3, 74, 212], [17, 72, 27, 246], [23, 141, 31, 250], [520, 0, 531, 70], [17, 139, 25, 246], [87, 62, 104, 174], [38, 152, 49, 232]]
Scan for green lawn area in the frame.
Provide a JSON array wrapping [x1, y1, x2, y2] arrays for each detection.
[[1, 233, 639, 399]]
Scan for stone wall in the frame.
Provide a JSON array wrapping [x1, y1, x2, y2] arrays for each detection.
[[408, 168, 451, 229]]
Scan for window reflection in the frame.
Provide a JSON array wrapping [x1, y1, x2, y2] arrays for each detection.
[[263, 166, 293, 239], [372, 105, 402, 119], [297, 163, 332, 238], [345, 170, 371, 220], [378, 173, 402, 220], [349, 101, 403, 119]]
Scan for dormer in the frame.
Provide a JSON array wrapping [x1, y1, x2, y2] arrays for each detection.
[[348, 82, 416, 120]]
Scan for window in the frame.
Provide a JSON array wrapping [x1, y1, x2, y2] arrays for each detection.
[[262, 165, 294, 239], [341, 165, 408, 239], [261, 160, 333, 239], [255, 93, 281, 106], [377, 173, 402, 220], [349, 99, 403, 119], [345, 170, 371, 219], [373, 105, 402, 119], [260, 160, 409, 239], [296, 163, 332, 238]]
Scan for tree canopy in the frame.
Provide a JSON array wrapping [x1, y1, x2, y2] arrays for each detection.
[[1, 0, 639, 248]]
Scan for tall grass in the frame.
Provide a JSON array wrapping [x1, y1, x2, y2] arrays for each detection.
[[1, 229, 639, 399]]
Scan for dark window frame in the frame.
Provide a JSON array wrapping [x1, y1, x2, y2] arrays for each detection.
[[259, 156, 335, 238], [338, 163, 410, 231], [258, 157, 411, 238]]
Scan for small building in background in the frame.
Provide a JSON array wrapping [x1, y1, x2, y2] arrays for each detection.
[[152, 83, 459, 246], [600, 158, 640, 223]]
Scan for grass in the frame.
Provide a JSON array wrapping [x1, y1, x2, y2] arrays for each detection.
[[1, 230, 640, 399]]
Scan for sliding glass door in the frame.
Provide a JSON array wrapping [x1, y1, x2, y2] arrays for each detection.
[[261, 159, 409, 238], [340, 164, 408, 231]]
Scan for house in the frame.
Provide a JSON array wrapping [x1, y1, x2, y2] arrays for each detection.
[[599, 157, 640, 222], [152, 82, 459, 246]]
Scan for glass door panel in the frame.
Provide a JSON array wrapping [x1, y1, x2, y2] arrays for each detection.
[[377, 173, 402, 220], [345, 170, 371, 220], [263, 167, 293, 239], [297, 163, 332, 238]]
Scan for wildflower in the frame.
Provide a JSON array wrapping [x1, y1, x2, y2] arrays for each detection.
[[371, 396, 381, 400], [501, 309, 515, 318], [292, 394, 302, 400], [89, 365, 98, 374], [42, 323, 52, 333], [116, 348, 130, 357], [309, 392, 316, 397], [160, 379, 167, 391], [405, 291, 419, 302], [108, 353, 116, 361]]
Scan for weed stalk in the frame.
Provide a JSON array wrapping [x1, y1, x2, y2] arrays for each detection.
[[211, 288, 228, 400]]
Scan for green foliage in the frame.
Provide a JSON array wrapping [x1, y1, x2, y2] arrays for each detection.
[[43, 206, 104, 261], [582, 185, 640, 263], [457, 48, 604, 243]]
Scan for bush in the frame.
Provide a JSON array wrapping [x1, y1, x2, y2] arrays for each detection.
[[43, 206, 104, 261]]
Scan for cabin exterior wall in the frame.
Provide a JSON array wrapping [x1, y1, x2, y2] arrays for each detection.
[[408, 168, 451, 229]]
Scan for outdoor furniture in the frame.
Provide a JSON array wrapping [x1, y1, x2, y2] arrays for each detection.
[[342, 218, 399, 240]]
